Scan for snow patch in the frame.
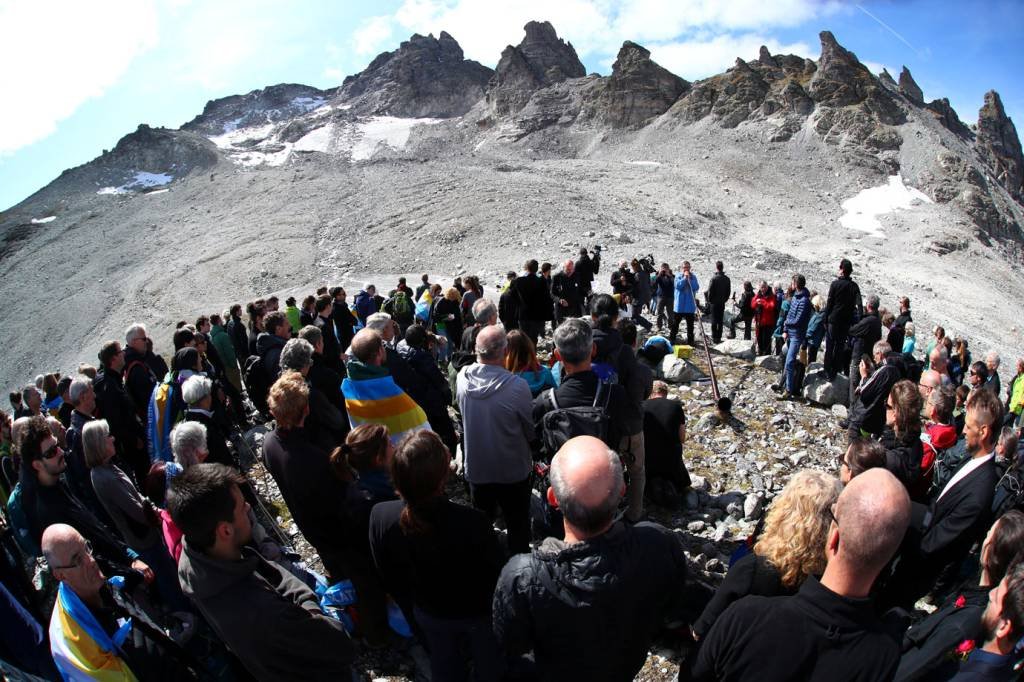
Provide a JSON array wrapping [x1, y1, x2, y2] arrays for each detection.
[[146, 189, 169, 195], [291, 96, 326, 112], [96, 171, 174, 195], [839, 175, 932, 238], [625, 161, 662, 167], [30, 216, 56, 224], [293, 124, 335, 153], [351, 117, 445, 161], [209, 123, 275, 149]]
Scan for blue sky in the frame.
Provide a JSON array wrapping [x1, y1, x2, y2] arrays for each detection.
[[1, 0, 1021, 212]]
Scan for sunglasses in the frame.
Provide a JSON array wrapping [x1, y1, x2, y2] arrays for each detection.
[[49, 540, 94, 571], [40, 443, 63, 460]]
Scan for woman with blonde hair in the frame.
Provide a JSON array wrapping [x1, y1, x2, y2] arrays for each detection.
[[692, 469, 842, 638], [504, 329, 556, 397]]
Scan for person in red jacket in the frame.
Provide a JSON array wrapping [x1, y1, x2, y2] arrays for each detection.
[[917, 385, 958, 499], [751, 281, 778, 356]]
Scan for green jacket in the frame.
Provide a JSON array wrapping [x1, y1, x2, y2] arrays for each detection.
[[286, 305, 302, 333], [209, 324, 237, 367], [1010, 373, 1024, 415]]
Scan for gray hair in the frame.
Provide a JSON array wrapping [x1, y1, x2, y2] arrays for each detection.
[[553, 318, 593, 365], [281, 338, 314, 371], [81, 419, 111, 469], [549, 444, 623, 533], [872, 340, 891, 357], [928, 385, 955, 423], [297, 325, 322, 348], [181, 375, 212, 405], [125, 323, 147, 345], [365, 312, 392, 332], [987, 351, 1001, 368], [866, 294, 880, 312], [68, 375, 92, 406], [171, 421, 207, 469], [472, 298, 497, 325]]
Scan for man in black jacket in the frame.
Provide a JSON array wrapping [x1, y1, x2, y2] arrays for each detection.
[[707, 261, 731, 344], [551, 260, 581, 325], [123, 323, 157, 425], [574, 247, 595, 301], [93, 341, 149, 485], [846, 341, 901, 438], [514, 259, 550, 345], [499, 272, 520, 331], [888, 296, 912, 353], [314, 295, 344, 374], [256, 312, 290, 382], [299, 325, 346, 414], [398, 325, 458, 454], [687, 468, 910, 682], [882, 388, 1002, 609], [847, 294, 882, 404], [493, 435, 688, 680], [169, 463, 355, 680], [226, 304, 249, 364], [329, 287, 358, 352], [823, 258, 862, 380]]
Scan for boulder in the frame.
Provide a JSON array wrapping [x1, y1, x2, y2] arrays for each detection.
[[743, 493, 765, 521], [662, 355, 705, 383], [802, 366, 850, 406], [755, 354, 783, 372], [714, 339, 755, 360]]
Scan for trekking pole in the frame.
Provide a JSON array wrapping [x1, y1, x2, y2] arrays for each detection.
[[688, 279, 732, 417]]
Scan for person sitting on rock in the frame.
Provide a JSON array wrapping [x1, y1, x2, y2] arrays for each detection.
[[692, 470, 842, 641], [641, 381, 689, 507], [838, 438, 886, 484], [895, 510, 1024, 680], [492, 436, 688, 680], [845, 341, 901, 439]]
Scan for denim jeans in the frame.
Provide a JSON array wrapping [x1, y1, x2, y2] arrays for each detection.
[[413, 607, 503, 682], [784, 333, 805, 394]]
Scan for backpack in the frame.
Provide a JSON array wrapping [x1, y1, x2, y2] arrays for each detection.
[[5, 483, 40, 557], [354, 292, 375, 321], [243, 355, 272, 418], [591, 361, 619, 385], [147, 379, 180, 462], [390, 294, 412, 319], [540, 382, 612, 456]]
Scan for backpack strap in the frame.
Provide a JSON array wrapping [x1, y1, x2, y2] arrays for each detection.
[[545, 388, 559, 411]]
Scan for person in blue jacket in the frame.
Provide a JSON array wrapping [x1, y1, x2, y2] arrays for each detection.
[[782, 275, 812, 398], [670, 261, 700, 346]]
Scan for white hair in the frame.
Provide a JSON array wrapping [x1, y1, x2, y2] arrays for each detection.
[[181, 375, 212, 405], [986, 351, 1001, 367], [365, 312, 392, 332], [68, 375, 92, 405], [125, 323, 147, 345], [171, 421, 207, 469]]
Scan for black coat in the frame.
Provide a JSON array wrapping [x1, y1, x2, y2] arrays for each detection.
[[255, 333, 287, 382], [895, 584, 986, 681], [824, 275, 862, 326], [708, 272, 731, 306], [515, 273, 552, 322], [316, 315, 343, 374], [849, 311, 882, 362], [331, 303, 358, 351], [575, 253, 595, 289], [848, 360, 901, 436], [396, 344, 450, 418], [432, 297, 463, 342], [551, 272, 582, 314], [184, 409, 234, 468], [494, 522, 688, 681], [880, 427, 924, 493], [687, 576, 900, 682], [888, 311, 912, 354], [261, 428, 368, 580], [692, 553, 790, 638], [499, 289, 519, 330], [123, 347, 157, 420], [226, 316, 249, 363], [309, 354, 345, 413], [93, 368, 147, 476]]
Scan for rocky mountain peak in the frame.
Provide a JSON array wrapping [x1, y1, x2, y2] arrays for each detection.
[[335, 31, 493, 118], [183, 83, 330, 136], [579, 40, 687, 128], [898, 66, 923, 102], [758, 46, 775, 67], [808, 30, 874, 107], [977, 90, 1024, 198], [878, 68, 897, 90], [486, 21, 585, 116]]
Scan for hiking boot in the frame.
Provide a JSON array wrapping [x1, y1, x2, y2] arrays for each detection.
[[770, 383, 784, 393]]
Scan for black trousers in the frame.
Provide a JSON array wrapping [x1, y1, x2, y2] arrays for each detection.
[[824, 322, 849, 379], [669, 312, 695, 346], [519, 319, 544, 346], [729, 316, 752, 340], [756, 326, 773, 356], [710, 303, 725, 342], [470, 477, 532, 554]]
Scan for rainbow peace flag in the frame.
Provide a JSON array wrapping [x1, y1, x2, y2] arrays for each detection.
[[342, 375, 431, 444], [49, 581, 138, 681]]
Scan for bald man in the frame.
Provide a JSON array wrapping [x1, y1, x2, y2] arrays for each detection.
[[690, 468, 910, 682], [43, 524, 199, 680], [457, 325, 535, 553], [492, 436, 688, 679], [552, 259, 581, 323]]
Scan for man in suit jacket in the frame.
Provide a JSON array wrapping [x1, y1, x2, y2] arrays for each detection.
[[883, 388, 1002, 609]]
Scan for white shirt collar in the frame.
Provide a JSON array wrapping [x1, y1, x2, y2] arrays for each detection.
[[936, 450, 994, 503]]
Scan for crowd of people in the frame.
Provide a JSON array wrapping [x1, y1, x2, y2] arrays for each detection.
[[0, 247, 1023, 681]]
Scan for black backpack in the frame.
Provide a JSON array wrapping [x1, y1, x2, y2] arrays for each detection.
[[243, 355, 271, 417], [540, 382, 612, 456]]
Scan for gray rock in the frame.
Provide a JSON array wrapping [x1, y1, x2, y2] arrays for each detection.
[[705, 557, 725, 573], [695, 413, 720, 431], [802, 366, 850, 406], [690, 475, 708, 491], [714, 339, 756, 360], [743, 493, 765, 521], [662, 355, 705, 383], [686, 520, 706, 533], [831, 404, 848, 419], [712, 524, 731, 542], [755, 354, 783, 371]]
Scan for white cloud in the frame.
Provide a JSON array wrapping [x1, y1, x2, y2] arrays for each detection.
[[353, 15, 395, 57], [0, 0, 158, 154], [649, 35, 813, 81]]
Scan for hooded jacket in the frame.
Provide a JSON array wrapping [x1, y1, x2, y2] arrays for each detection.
[[396, 342, 451, 418], [493, 522, 688, 681], [208, 324, 237, 368], [226, 315, 249, 363], [784, 288, 812, 335], [805, 310, 827, 349], [177, 543, 353, 681], [673, 273, 700, 314], [591, 326, 645, 435], [880, 427, 924, 492], [456, 363, 535, 485]]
